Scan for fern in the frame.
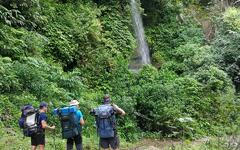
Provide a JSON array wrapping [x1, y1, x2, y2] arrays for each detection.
[[0, 5, 25, 26]]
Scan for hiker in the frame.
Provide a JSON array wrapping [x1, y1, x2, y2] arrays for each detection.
[[66, 100, 85, 150], [90, 95, 125, 150], [31, 102, 55, 150]]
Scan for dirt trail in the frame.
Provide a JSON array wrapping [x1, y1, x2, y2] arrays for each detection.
[[127, 139, 184, 150], [128, 136, 240, 150], [127, 138, 210, 150]]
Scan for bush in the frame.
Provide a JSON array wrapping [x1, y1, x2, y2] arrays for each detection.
[[194, 66, 233, 92], [0, 0, 43, 28], [0, 24, 45, 59], [223, 7, 240, 32], [212, 7, 240, 91], [133, 63, 235, 138], [134, 76, 201, 138], [0, 57, 21, 93]]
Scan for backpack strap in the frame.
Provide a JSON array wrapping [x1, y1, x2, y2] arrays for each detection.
[[37, 111, 44, 134], [110, 113, 116, 130]]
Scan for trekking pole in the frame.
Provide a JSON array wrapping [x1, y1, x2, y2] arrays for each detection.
[[94, 120, 101, 150], [96, 126, 100, 150], [50, 101, 57, 150], [98, 136, 101, 150], [53, 129, 56, 150]]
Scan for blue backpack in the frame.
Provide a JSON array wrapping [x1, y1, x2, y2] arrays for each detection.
[[54, 106, 81, 139], [94, 104, 116, 138], [18, 104, 40, 137]]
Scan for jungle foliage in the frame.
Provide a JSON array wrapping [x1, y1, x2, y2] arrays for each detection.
[[0, 0, 240, 146]]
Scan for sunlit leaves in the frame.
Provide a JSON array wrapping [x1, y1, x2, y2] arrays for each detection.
[[223, 7, 240, 31]]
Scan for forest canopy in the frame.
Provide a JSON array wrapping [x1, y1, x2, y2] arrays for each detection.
[[0, 0, 240, 148]]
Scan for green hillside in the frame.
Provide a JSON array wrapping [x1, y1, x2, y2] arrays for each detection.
[[0, 0, 240, 149]]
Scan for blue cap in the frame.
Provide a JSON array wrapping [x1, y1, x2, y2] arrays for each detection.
[[40, 101, 48, 108]]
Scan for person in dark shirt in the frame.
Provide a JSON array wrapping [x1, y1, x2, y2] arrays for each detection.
[[91, 95, 125, 150], [31, 102, 55, 150]]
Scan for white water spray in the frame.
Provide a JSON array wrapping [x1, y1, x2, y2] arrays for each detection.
[[130, 0, 151, 65]]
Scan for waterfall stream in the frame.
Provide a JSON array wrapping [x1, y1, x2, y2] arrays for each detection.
[[130, 0, 151, 68]]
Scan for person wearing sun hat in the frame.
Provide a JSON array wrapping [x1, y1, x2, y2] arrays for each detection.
[[66, 100, 85, 150]]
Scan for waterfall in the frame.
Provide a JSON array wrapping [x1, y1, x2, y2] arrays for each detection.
[[130, 0, 151, 66]]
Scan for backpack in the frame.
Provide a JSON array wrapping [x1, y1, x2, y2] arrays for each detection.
[[94, 104, 116, 138], [18, 104, 40, 137], [54, 106, 81, 139]]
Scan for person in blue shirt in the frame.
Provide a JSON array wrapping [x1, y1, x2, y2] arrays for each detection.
[[31, 102, 55, 150], [67, 100, 85, 150]]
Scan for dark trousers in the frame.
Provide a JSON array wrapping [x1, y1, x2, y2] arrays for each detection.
[[31, 133, 45, 146], [67, 134, 82, 150]]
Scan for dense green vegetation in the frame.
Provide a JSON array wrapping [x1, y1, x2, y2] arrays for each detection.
[[0, 0, 240, 149]]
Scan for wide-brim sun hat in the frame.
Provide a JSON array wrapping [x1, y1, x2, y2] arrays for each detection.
[[69, 100, 80, 106]]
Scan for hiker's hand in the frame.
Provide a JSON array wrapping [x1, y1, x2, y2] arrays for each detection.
[[112, 104, 125, 116], [50, 125, 55, 130], [112, 104, 119, 109]]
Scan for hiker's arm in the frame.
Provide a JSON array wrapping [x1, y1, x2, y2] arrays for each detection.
[[41, 121, 55, 129], [80, 118, 85, 125], [112, 104, 126, 116]]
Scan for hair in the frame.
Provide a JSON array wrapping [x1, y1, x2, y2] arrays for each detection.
[[39, 105, 48, 109]]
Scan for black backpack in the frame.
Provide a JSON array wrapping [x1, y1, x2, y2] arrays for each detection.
[[54, 106, 81, 139], [18, 104, 40, 137]]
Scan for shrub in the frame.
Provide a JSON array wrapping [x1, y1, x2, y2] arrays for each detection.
[[223, 7, 240, 32]]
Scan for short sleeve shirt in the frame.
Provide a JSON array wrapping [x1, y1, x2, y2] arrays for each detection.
[[76, 110, 83, 122], [39, 112, 47, 131]]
